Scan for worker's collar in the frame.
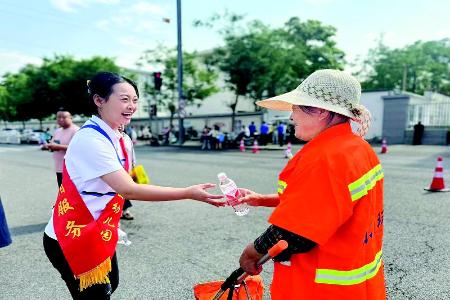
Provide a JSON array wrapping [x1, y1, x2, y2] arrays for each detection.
[[302, 122, 352, 152]]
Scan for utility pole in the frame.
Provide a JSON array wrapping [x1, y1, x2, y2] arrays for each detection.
[[176, 0, 185, 144], [402, 64, 407, 92]]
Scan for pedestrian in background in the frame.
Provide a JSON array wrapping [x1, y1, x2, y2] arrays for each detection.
[[201, 126, 211, 150], [271, 122, 278, 145], [412, 121, 425, 145], [118, 125, 136, 220], [43, 72, 223, 299], [130, 126, 137, 145], [277, 122, 286, 146], [249, 121, 256, 137], [238, 69, 385, 300], [41, 109, 79, 187], [260, 121, 269, 145]]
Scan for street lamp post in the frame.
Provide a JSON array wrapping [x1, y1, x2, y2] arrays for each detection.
[[176, 0, 185, 144]]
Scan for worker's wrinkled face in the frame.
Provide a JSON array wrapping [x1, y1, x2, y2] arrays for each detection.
[[290, 105, 329, 141]]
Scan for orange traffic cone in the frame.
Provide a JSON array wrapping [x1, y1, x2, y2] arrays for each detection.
[[380, 138, 388, 154], [252, 139, 260, 154], [424, 156, 450, 192], [239, 139, 245, 152], [284, 142, 293, 159]]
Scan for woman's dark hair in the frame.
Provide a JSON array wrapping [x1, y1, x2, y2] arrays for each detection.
[[87, 72, 139, 102]]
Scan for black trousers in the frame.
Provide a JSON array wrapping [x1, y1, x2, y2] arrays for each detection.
[[123, 199, 132, 211], [56, 172, 63, 188], [43, 233, 119, 299]]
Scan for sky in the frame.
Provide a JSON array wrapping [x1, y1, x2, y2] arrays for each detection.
[[0, 0, 449, 77]]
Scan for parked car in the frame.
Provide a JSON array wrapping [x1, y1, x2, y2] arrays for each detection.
[[0, 128, 21, 144], [21, 129, 51, 144]]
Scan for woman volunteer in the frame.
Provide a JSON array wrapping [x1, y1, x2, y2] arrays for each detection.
[[43, 72, 223, 299], [238, 69, 386, 299]]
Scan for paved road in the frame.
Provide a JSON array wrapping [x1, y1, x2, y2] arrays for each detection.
[[0, 143, 449, 299]]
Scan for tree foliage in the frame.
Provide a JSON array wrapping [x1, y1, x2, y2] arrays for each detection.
[[358, 39, 450, 95], [196, 13, 345, 130], [138, 46, 219, 126], [0, 55, 120, 121]]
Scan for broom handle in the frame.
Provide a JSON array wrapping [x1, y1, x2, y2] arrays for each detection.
[[212, 240, 288, 300], [235, 239, 288, 284]]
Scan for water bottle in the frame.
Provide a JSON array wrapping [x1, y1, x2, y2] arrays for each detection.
[[217, 172, 249, 216], [117, 227, 132, 246]]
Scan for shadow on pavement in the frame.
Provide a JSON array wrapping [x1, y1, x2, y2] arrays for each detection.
[[10, 222, 47, 237]]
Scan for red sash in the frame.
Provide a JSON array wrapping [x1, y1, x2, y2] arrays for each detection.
[[53, 166, 124, 290], [53, 135, 128, 291]]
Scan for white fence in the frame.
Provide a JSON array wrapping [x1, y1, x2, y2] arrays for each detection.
[[407, 102, 450, 128]]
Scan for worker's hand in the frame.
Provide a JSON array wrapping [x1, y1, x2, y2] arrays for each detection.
[[187, 183, 226, 207], [239, 243, 263, 275], [40, 143, 49, 151], [238, 188, 264, 206]]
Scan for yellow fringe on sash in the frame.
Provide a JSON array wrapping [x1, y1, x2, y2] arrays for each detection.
[[77, 257, 112, 291]]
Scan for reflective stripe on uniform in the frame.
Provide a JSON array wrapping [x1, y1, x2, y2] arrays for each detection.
[[315, 250, 383, 285], [348, 164, 384, 202], [277, 180, 287, 194]]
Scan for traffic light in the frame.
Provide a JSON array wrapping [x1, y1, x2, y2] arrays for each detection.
[[153, 72, 162, 91]]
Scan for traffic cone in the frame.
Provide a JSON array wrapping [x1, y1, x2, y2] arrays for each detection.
[[252, 139, 260, 154], [380, 138, 388, 154], [0, 198, 12, 248], [284, 142, 293, 159], [424, 156, 450, 192], [239, 139, 245, 152]]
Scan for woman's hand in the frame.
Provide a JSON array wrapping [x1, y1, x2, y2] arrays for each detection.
[[187, 183, 225, 207], [239, 189, 280, 207], [239, 188, 265, 206], [239, 243, 263, 275]]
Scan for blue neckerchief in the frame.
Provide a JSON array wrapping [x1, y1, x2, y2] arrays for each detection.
[[81, 119, 122, 165]]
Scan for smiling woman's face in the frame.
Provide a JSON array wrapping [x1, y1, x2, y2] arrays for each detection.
[[96, 82, 139, 130]]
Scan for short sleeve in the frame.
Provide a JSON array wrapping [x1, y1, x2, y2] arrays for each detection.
[[269, 159, 353, 245], [66, 132, 123, 182]]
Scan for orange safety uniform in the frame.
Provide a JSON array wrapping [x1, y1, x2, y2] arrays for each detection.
[[269, 123, 386, 300]]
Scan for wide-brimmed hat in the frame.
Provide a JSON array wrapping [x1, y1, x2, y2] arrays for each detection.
[[256, 69, 371, 136]]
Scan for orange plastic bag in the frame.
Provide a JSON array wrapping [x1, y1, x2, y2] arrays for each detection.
[[193, 275, 264, 300]]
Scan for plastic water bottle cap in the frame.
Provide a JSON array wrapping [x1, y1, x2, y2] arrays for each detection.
[[217, 172, 227, 181]]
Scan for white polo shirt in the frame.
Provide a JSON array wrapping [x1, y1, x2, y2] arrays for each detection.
[[44, 116, 126, 240]]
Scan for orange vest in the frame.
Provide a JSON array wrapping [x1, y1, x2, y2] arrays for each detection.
[[269, 123, 386, 300]]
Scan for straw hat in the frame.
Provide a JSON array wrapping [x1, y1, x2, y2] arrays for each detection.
[[256, 69, 371, 137]]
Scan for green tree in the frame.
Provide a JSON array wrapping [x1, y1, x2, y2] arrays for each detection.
[[358, 38, 450, 95], [138, 46, 219, 128], [0, 85, 12, 121], [196, 13, 345, 131], [0, 55, 120, 122]]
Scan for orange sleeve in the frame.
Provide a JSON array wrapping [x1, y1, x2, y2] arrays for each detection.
[[269, 159, 353, 245]]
